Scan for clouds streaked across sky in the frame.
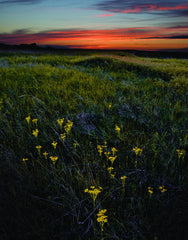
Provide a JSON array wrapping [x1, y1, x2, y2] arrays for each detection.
[[0, 0, 188, 50]]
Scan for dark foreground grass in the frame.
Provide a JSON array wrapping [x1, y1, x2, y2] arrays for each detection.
[[0, 53, 188, 240]]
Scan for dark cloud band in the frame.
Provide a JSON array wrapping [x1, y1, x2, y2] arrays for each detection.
[[94, 0, 188, 16]]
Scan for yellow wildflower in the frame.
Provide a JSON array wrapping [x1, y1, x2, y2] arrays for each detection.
[[133, 146, 143, 156], [51, 141, 58, 149], [73, 142, 78, 150], [110, 173, 116, 179], [111, 147, 118, 156], [109, 103, 112, 109], [97, 209, 108, 232], [97, 145, 103, 156], [108, 156, 117, 165], [176, 149, 185, 159], [36, 145, 42, 154], [115, 125, 120, 135], [102, 141, 107, 150], [25, 115, 31, 125], [104, 151, 110, 158], [84, 186, 102, 207], [121, 176, 127, 188], [60, 133, 66, 143], [50, 156, 58, 165], [32, 118, 38, 126], [43, 152, 48, 159], [64, 120, 73, 135], [107, 167, 113, 174], [159, 185, 167, 193], [161, 188, 167, 193], [57, 118, 64, 129], [32, 129, 39, 138], [22, 158, 28, 162], [148, 187, 153, 198]]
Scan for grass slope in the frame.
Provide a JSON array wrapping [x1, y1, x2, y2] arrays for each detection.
[[0, 53, 188, 240]]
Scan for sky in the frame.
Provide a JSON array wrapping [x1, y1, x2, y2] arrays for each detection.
[[0, 0, 188, 50]]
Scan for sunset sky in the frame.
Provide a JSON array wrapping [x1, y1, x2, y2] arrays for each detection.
[[0, 0, 188, 50]]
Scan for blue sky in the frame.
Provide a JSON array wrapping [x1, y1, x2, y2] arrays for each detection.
[[0, 0, 188, 49]]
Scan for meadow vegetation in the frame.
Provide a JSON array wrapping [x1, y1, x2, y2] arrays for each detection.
[[0, 52, 187, 240]]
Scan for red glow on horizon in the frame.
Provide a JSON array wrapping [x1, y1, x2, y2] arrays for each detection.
[[1, 26, 188, 50]]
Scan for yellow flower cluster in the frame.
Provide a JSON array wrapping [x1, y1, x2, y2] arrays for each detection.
[[97, 209, 108, 232], [26, 116, 38, 127], [115, 125, 120, 136], [104, 151, 110, 158], [32, 118, 38, 126], [43, 151, 48, 159], [22, 158, 28, 162], [107, 167, 113, 174], [97, 142, 118, 170], [97, 145, 103, 156], [73, 142, 78, 150], [60, 133, 66, 143], [107, 167, 116, 178], [103, 141, 107, 150], [57, 118, 64, 129], [111, 147, 118, 156], [25, 116, 31, 125], [121, 176, 127, 188], [32, 129, 39, 138], [159, 185, 167, 193], [51, 141, 58, 149], [64, 120, 73, 135], [36, 145, 42, 154], [108, 156, 117, 165], [148, 187, 153, 198], [84, 186, 102, 207], [176, 149, 185, 159], [133, 146, 143, 156], [50, 156, 58, 165]]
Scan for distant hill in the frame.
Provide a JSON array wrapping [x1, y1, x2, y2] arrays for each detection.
[[0, 43, 188, 58]]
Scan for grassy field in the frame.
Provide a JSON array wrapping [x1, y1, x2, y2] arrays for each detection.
[[0, 51, 188, 240]]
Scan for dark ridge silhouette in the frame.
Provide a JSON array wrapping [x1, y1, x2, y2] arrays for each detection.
[[0, 43, 188, 58]]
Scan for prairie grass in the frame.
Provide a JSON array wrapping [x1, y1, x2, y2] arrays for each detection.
[[0, 52, 187, 240]]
